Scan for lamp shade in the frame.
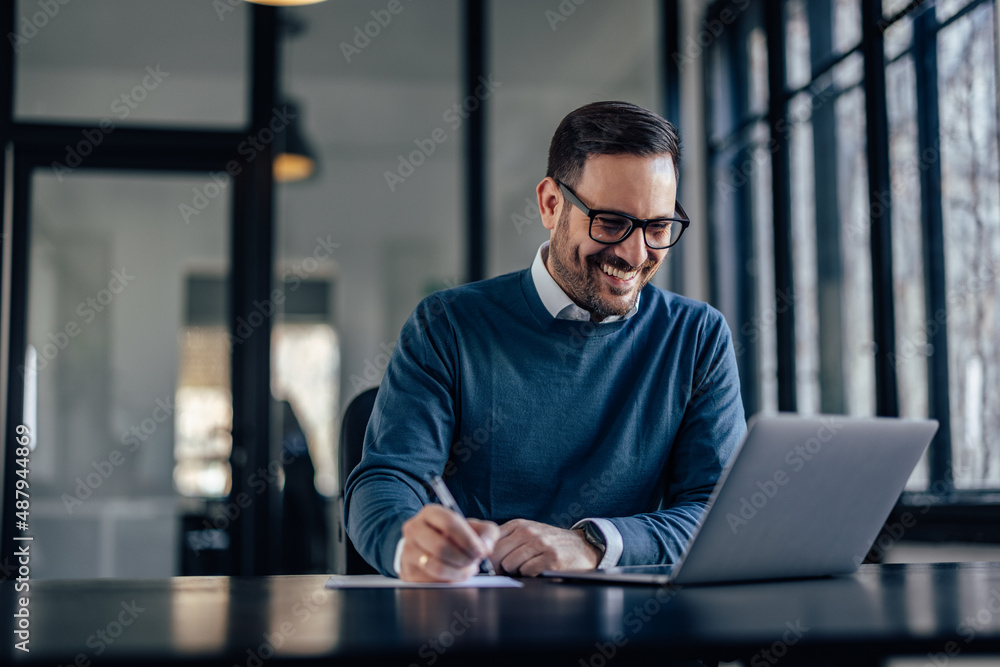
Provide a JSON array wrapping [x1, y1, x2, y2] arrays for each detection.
[[274, 101, 317, 183], [244, 0, 326, 6]]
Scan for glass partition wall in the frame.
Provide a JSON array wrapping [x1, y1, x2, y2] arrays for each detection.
[[2, 0, 261, 577], [24, 171, 230, 578], [3, 0, 679, 578]]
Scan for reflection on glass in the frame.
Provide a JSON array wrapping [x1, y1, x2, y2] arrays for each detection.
[[938, 4, 1000, 488]]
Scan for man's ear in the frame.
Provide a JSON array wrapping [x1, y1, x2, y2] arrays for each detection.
[[537, 177, 562, 231]]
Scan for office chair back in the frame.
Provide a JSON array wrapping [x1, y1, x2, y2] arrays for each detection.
[[338, 387, 380, 575]]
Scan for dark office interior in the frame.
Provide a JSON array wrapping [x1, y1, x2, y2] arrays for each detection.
[[0, 0, 999, 665]]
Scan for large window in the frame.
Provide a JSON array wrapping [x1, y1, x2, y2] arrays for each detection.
[[705, 0, 1000, 510]]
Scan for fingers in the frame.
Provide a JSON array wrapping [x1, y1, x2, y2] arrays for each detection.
[[492, 519, 533, 575], [399, 512, 598, 580], [494, 519, 601, 577], [495, 526, 557, 576], [425, 506, 500, 565], [512, 552, 555, 578], [400, 537, 481, 582], [467, 518, 500, 550], [398, 506, 499, 582], [400, 532, 477, 583]]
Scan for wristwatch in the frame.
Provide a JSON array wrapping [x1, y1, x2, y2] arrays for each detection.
[[580, 521, 607, 557]]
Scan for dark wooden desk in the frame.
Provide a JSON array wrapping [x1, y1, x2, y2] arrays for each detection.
[[5, 563, 1000, 666]]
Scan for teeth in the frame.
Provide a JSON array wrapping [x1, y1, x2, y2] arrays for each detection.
[[601, 264, 637, 281]]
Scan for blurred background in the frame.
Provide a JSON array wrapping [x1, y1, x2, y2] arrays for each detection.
[[0, 0, 997, 579]]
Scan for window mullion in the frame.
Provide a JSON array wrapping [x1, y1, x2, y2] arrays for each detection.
[[764, 0, 797, 412], [913, 7, 954, 492], [861, 0, 900, 417]]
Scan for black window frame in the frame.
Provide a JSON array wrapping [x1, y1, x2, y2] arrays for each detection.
[[703, 0, 1000, 543]]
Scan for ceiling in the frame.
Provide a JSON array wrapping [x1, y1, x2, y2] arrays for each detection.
[[16, 0, 659, 85]]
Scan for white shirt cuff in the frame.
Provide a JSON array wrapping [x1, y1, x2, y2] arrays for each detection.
[[392, 537, 406, 576], [572, 518, 624, 569]]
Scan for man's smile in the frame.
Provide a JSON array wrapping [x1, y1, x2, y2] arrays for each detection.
[[600, 263, 638, 282]]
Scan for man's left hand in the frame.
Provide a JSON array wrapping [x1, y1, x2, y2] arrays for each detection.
[[493, 519, 602, 577]]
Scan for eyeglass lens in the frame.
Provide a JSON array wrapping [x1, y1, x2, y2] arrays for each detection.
[[590, 214, 683, 249]]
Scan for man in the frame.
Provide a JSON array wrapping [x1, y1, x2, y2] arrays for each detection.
[[345, 101, 746, 582]]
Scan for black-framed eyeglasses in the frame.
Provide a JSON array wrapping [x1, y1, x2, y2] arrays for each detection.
[[556, 180, 690, 249]]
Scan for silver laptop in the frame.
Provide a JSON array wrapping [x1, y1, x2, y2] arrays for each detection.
[[542, 413, 938, 585]]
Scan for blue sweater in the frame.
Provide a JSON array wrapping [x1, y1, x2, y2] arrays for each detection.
[[344, 269, 746, 576]]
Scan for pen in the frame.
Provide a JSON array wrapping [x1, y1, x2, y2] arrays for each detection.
[[427, 474, 497, 576]]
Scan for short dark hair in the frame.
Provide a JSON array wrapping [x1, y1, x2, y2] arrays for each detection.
[[546, 101, 681, 188]]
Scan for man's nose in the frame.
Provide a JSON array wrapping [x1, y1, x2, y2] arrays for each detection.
[[615, 226, 649, 268]]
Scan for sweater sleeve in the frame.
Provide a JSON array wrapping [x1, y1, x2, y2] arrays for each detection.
[[607, 312, 747, 566], [343, 294, 459, 576]]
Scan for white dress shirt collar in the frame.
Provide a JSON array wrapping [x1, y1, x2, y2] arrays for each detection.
[[530, 242, 639, 323]]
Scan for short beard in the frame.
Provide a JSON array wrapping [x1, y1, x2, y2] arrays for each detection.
[[548, 207, 656, 320]]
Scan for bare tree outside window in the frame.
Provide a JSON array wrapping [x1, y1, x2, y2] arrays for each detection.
[[938, 3, 1000, 488]]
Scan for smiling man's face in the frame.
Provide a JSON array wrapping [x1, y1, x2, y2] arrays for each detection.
[[539, 153, 677, 322]]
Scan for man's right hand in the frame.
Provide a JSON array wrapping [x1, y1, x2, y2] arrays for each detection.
[[399, 505, 499, 582]]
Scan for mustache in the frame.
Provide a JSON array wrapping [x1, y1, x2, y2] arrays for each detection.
[[588, 250, 656, 274]]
